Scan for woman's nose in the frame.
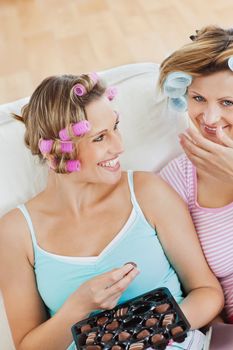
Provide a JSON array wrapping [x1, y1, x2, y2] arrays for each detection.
[[203, 106, 221, 125], [110, 132, 124, 155]]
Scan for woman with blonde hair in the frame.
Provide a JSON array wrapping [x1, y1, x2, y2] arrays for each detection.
[[159, 25, 233, 324], [0, 72, 223, 349]]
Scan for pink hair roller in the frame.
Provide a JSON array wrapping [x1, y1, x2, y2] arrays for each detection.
[[89, 72, 99, 84], [73, 83, 87, 96], [72, 120, 91, 136], [106, 86, 117, 101], [59, 128, 70, 141], [60, 141, 74, 153], [38, 139, 54, 154], [66, 159, 81, 172], [59, 120, 90, 141]]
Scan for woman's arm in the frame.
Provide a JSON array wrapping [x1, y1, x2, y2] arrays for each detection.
[[179, 127, 233, 183], [0, 210, 139, 350], [134, 172, 224, 329]]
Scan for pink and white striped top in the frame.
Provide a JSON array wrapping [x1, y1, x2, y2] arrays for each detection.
[[159, 154, 233, 323]]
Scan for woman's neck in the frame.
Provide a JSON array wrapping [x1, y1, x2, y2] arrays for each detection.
[[196, 169, 233, 208], [40, 170, 122, 216]]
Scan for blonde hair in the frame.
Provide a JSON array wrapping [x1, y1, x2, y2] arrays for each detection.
[[159, 25, 233, 88], [15, 74, 105, 173]]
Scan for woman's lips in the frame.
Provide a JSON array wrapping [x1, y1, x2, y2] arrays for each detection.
[[201, 123, 229, 136]]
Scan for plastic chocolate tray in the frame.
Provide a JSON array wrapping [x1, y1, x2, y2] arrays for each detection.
[[71, 287, 190, 350]]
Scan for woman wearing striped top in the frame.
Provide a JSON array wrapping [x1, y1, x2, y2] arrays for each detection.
[[159, 25, 233, 324]]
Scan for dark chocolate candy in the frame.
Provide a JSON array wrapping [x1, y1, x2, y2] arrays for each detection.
[[136, 329, 150, 340], [80, 324, 92, 333], [151, 333, 165, 345], [154, 303, 170, 313], [86, 346, 101, 350], [118, 331, 131, 341], [106, 320, 120, 331], [171, 326, 183, 336], [97, 316, 108, 326], [111, 346, 123, 350], [101, 333, 113, 342], [124, 261, 137, 268], [145, 317, 158, 327]]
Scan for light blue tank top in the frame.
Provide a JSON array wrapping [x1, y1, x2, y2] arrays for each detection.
[[18, 171, 183, 350]]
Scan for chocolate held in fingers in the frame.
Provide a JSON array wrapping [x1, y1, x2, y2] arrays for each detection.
[[124, 261, 137, 268]]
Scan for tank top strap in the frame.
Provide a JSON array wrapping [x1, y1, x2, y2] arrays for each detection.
[[17, 204, 38, 248], [127, 170, 145, 216]]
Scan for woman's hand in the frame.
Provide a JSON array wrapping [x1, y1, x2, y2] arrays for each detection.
[[68, 263, 140, 316], [179, 127, 233, 183]]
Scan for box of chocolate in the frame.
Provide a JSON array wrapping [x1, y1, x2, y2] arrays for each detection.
[[71, 287, 190, 350]]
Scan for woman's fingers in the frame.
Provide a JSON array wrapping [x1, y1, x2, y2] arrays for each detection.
[[179, 127, 233, 182], [179, 133, 209, 159], [106, 264, 140, 293], [100, 263, 139, 289], [216, 126, 233, 147], [90, 263, 140, 309]]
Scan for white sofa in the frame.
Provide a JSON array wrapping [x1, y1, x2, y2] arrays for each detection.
[[0, 62, 187, 349]]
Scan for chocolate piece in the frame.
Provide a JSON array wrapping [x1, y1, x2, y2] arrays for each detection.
[[171, 326, 184, 336], [111, 346, 122, 350], [162, 313, 175, 326], [86, 332, 96, 345], [101, 333, 113, 342], [129, 342, 144, 350], [124, 261, 137, 268], [97, 316, 108, 326], [114, 307, 128, 317], [172, 334, 187, 343], [145, 317, 158, 327], [118, 331, 131, 342], [106, 320, 119, 331], [151, 333, 165, 345], [154, 303, 170, 313], [86, 346, 102, 350], [80, 324, 92, 333], [136, 329, 150, 340]]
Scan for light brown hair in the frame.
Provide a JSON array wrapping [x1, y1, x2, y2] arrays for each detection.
[[15, 74, 106, 173], [159, 25, 233, 88]]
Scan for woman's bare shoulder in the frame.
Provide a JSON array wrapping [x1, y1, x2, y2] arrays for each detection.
[[0, 208, 30, 251], [133, 171, 170, 196]]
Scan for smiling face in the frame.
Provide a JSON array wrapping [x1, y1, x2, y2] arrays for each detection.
[[187, 70, 233, 144], [77, 96, 124, 185]]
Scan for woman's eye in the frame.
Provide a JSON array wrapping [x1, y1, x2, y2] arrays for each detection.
[[222, 100, 233, 106], [93, 134, 104, 142], [193, 95, 204, 102], [114, 120, 120, 130]]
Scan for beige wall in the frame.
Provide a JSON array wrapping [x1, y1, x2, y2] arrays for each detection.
[[1, 0, 233, 104]]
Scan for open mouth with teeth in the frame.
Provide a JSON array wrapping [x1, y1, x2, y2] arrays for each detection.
[[98, 156, 120, 170], [201, 123, 229, 136]]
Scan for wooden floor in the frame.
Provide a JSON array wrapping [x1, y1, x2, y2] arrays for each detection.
[[1, 0, 233, 104]]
